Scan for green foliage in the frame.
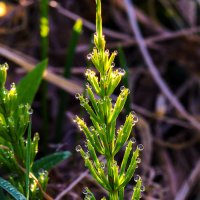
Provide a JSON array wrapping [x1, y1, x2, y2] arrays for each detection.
[[25, 121, 32, 199], [0, 63, 48, 199], [0, 177, 26, 200], [32, 151, 71, 173], [75, 0, 145, 199], [16, 60, 47, 105]]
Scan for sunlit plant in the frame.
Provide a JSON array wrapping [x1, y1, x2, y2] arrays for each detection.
[[0, 62, 71, 200], [0, 63, 49, 199], [74, 0, 144, 199]]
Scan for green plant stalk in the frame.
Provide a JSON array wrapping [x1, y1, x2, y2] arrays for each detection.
[[75, 0, 144, 199], [40, 0, 49, 145], [25, 120, 32, 200], [55, 19, 82, 142], [0, 63, 49, 199]]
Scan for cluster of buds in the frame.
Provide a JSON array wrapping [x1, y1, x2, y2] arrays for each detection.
[[74, 0, 145, 199], [0, 63, 48, 199]]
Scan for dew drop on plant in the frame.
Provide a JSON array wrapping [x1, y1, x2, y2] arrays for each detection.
[[134, 175, 140, 182], [75, 145, 81, 152], [133, 116, 138, 123], [120, 86, 125, 91], [130, 137, 136, 143], [84, 151, 90, 159], [4, 63, 9, 70], [10, 82, 15, 88], [84, 141, 88, 147], [118, 68, 125, 76], [100, 162, 105, 169], [87, 53, 92, 60], [140, 185, 145, 192], [138, 144, 144, 151], [111, 62, 115, 68], [90, 126, 94, 131], [105, 49, 109, 55], [136, 158, 141, 163], [28, 108, 33, 115], [112, 161, 117, 167], [82, 187, 88, 195], [114, 50, 118, 56], [75, 93, 80, 99]]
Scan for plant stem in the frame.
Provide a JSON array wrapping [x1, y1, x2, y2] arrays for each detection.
[[109, 190, 118, 200]]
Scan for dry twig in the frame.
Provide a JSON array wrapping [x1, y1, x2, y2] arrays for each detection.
[[0, 44, 83, 95], [175, 160, 200, 200], [124, 0, 200, 132]]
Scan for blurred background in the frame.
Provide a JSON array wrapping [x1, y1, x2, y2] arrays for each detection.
[[0, 0, 200, 199]]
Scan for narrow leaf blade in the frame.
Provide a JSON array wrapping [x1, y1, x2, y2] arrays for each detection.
[[32, 151, 71, 173], [26, 121, 32, 199], [0, 177, 26, 200], [16, 59, 47, 105]]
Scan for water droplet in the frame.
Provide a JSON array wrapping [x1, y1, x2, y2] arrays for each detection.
[[120, 86, 125, 91], [112, 161, 117, 167], [87, 53, 92, 60], [111, 62, 115, 68], [133, 116, 138, 123], [85, 98, 89, 103], [28, 108, 33, 115], [138, 144, 144, 151], [75, 93, 80, 99], [118, 68, 126, 76], [113, 50, 118, 56], [75, 145, 81, 152], [130, 137, 136, 143], [90, 126, 95, 131], [82, 187, 88, 195], [3, 63, 9, 70], [140, 185, 145, 192], [84, 141, 88, 147], [100, 162, 105, 169], [136, 158, 141, 163], [84, 151, 90, 159], [105, 49, 110, 55], [134, 175, 140, 182], [11, 82, 15, 89]]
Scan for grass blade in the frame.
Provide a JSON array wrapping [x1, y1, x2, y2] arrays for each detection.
[[16, 59, 47, 105], [26, 120, 32, 199], [40, 0, 49, 146], [32, 151, 71, 173], [0, 177, 26, 200]]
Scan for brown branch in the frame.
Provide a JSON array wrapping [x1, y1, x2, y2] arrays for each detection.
[[107, 26, 200, 49], [0, 43, 83, 95], [124, 0, 200, 132], [17, 163, 53, 200], [112, 0, 167, 34], [55, 156, 104, 200], [175, 160, 200, 200]]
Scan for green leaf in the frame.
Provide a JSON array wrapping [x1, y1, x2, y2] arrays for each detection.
[[25, 120, 32, 199], [32, 151, 71, 173], [16, 59, 47, 105], [0, 177, 26, 200], [131, 178, 142, 200]]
